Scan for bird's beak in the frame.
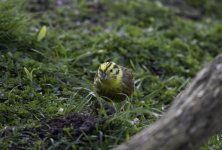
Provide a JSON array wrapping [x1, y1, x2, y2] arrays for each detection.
[[101, 72, 109, 80]]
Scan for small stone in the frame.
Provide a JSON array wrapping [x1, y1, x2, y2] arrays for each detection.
[[58, 108, 64, 113]]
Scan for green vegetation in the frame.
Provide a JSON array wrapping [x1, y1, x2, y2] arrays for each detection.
[[0, 0, 222, 149]]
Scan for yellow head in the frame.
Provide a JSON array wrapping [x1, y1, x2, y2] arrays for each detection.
[[95, 62, 134, 101], [97, 62, 122, 84]]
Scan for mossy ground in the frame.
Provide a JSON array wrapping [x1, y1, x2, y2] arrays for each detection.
[[1, 0, 222, 149]]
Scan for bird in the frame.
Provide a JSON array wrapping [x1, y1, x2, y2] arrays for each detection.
[[94, 62, 134, 102]]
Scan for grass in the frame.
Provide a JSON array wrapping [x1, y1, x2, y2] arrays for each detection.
[[1, 0, 222, 149]]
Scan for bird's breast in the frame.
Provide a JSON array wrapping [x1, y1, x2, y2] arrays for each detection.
[[100, 79, 121, 92]]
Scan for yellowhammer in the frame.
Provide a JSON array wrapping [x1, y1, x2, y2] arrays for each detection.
[[94, 62, 134, 102]]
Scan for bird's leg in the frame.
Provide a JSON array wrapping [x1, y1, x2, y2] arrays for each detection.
[[94, 97, 116, 116]]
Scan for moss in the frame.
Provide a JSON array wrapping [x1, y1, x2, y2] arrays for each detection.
[[0, 0, 34, 51]]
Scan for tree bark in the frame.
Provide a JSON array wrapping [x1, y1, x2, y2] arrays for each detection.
[[116, 53, 222, 150]]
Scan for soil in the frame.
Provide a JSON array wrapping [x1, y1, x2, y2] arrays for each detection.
[[162, 0, 203, 20], [1, 113, 101, 148]]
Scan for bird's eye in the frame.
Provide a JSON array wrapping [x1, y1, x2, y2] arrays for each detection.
[[110, 69, 113, 72]]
